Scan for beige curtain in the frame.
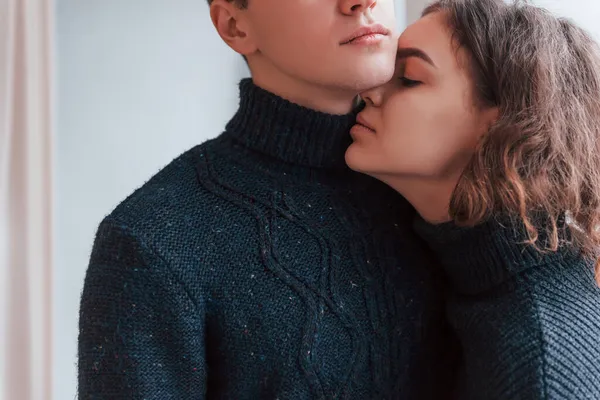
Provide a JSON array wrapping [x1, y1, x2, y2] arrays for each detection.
[[0, 0, 54, 399]]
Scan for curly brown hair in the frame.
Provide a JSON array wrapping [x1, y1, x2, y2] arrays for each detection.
[[423, 0, 600, 279]]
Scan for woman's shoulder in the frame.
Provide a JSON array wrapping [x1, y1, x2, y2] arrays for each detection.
[[451, 256, 600, 399], [524, 253, 600, 340], [524, 258, 600, 397]]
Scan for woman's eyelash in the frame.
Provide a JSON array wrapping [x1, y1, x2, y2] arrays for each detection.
[[399, 77, 421, 88]]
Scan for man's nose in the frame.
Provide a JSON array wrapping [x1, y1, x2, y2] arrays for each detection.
[[339, 0, 377, 16]]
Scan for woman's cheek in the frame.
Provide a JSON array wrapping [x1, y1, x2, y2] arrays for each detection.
[[385, 97, 413, 135], [384, 94, 405, 123]]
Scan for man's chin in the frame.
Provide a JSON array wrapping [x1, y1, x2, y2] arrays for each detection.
[[341, 59, 395, 92], [354, 73, 394, 92]]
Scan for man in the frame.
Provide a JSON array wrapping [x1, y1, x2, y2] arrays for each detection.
[[78, 0, 456, 398]]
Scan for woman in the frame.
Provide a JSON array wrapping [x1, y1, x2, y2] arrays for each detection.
[[346, 0, 600, 398]]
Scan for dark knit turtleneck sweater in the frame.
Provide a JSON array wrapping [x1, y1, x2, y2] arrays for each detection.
[[414, 217, 600, 399], [78, 79, 457, 400]]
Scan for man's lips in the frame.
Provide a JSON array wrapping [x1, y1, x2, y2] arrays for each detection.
[[341, 24, 390, 45]]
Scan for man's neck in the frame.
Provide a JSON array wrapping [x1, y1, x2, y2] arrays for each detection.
[[250, 66, 359, 115], [224, 78, 359, 169]]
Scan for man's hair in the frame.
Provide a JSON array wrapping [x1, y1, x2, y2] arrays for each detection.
[[424, 0, 600, 275], [207, 0, 248, 8]]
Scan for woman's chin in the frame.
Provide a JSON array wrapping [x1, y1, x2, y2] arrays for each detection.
[[345, 146, 393, 177], [344, 146, 371, 174]]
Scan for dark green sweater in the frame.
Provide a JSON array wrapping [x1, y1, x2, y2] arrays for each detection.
[[415, 217, 600, 399], [77, 79, 457, 399]]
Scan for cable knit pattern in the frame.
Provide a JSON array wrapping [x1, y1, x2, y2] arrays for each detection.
[[414, 216, 600, 400], [78, 79, 458, 400]]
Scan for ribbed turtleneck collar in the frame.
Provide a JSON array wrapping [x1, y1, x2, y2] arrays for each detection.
[[413, 215, 580, 295], [224, 78, 359, 169]]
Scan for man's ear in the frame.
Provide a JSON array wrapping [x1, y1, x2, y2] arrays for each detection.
[[209, 0, 257, 56]]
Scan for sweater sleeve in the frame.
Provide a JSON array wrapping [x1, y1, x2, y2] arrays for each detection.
[[413, 216, 600, 400], [78, 219, 207, 399], [445, 263, 600, 400]]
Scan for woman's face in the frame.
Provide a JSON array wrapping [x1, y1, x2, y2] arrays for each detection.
[[345, 11, 497, 183]]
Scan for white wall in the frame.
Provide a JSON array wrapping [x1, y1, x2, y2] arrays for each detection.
[[406, 0, 430, 24], [534, 0, 600, 40], [54, 1, 247, 399]]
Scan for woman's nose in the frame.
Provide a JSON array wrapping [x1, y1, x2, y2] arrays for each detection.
[[361, 86, 384, 107]]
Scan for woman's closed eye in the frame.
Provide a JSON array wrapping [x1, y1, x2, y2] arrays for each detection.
[[399, 77, 422, 88]]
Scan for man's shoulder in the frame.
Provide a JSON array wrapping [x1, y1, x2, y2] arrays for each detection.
[[102, 138, 251, 245]]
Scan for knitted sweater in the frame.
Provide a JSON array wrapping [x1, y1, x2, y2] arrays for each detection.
[[77, 79, 457, 400], [414, 217, 600, 400]]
